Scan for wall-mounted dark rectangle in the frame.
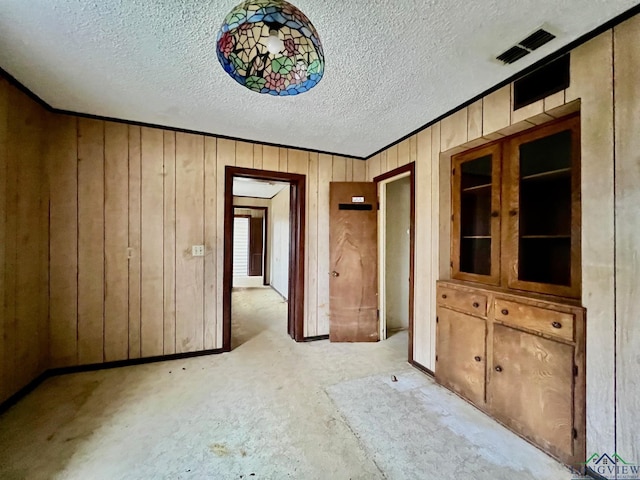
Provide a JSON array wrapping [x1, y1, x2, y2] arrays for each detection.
[[339, 203, 373, 211], [514, 54, 570, 110]]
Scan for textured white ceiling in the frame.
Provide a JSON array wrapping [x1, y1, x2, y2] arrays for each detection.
[[233, 177, 288, 198], [0, 1, 637, 158]]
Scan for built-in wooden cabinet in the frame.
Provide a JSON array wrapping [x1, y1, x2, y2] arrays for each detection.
[[436, 281, 585, 466], [440, 114, 585, 467], [451, 114, 581, 298]]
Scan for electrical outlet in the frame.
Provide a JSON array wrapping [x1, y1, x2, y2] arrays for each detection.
[[192, 245, 205, 257]]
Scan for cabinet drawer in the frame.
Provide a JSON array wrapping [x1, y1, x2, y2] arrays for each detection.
[[437, 285, 487, 316], [494, 299, 574, 342]]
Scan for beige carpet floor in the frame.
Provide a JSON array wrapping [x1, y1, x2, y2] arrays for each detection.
[[0, 287, 574, 479]]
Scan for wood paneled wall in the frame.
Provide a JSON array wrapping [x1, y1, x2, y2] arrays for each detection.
[[47, 120, 361, 365], [0, 79, 49, 404], [367, 16, 640, 462]]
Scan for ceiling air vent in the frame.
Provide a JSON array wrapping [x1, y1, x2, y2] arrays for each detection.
[[496, 27, 557, 65], [519, 29, 556, 51], [496, 46, 530, 65]]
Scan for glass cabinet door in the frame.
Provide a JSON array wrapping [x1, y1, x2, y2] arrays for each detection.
[[505, 115, 581, 297], [451, 143, 502, 285]]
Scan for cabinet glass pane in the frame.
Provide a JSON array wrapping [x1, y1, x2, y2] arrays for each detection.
[[460, 155, 492, 276], [518, 129, 572, 285]]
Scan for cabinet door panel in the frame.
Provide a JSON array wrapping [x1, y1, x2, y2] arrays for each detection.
[[451, 143, 502, 285], [502, 115, 581, 297], [436, 307, 486, 406], [490, 324, 574, 461]]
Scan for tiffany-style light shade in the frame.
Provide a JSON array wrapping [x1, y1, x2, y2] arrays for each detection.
[[216, 0, 324, 96]]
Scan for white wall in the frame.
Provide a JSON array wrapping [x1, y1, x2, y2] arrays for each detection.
[[385, 176, 411, 330], [269, 186, 290, 299]]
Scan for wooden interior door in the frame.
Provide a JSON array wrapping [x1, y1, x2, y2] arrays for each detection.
[[489, 324, 575, 461], [436, 307, 486, 406], [248, 216, 263, 276], [329, 182, 378, 342]]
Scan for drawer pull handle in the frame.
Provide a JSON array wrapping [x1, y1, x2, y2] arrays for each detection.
[[474, 356, 481, 362], [442, 294, 447, 299], [495, 366, 503, 373], [501, 309, 509, 315], [552, 322, 562, 329], [472, 302, 479, 308]]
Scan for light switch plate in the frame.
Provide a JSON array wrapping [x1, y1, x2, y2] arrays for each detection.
[[192, 245, 205, 257]]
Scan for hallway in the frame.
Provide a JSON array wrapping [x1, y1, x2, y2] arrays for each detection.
[[0, 288, 573, 479]]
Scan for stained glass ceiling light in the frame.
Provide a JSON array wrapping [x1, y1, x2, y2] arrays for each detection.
[[216, 0, 324, 96]]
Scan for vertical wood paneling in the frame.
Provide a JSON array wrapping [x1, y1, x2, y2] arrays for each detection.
[[163, 131, 176, 355], [568, 33, 616, 456], [140, 127, 165, 357], [262, 145, 279, 171], [345, 158, 354, 181], [397, 140, 410, 167], [431, 122, 444, 368], [0, 80, 7, 400], [48, 116, 78, 368], [441, 108, 468, 151], [175, 133, 205, 353], [128, 126, 142, 359], [353, 159, 366, 181], [316, 154, 332, 334], [253, 144, 263, 170], [467, 100, 483, 141], [368, 153, 381, 181], [216, 139, 235, 345], [236, 141, 253, 168], [387, 144, 399, 171], [614, 16, 640, 462], [332, 156, 346, 181], [306, 153, 319, 337], [279, 147, 288, 171], [410, 136, 418, 164], [77, 118, 105, 364], [413, 128, 432, 368], [204, 137, 217, 350], [104, 122, 129, 361], [287, 149, 308, 175], [3, 85, 18, 395], [483, 85, 511, 137]]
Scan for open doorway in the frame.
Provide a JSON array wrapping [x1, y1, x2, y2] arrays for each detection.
[[376, 163, 415, 361], [223, 166, 306, 351]]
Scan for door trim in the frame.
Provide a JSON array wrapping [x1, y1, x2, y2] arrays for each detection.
[[374, 162, 416, 362], [224, 166, 306, 351]]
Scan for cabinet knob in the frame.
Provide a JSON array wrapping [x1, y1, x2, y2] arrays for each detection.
[[474, 356, 481, 362], [509, 209, 518, 217], [472, 302, 479, 308], [442, 294, 447, 299], [491, 211, 499, 218], [552, 321, 562, 329], [501, 309, 509, 315], [331, 271, 339, 277], [495, 366, 503, 372]]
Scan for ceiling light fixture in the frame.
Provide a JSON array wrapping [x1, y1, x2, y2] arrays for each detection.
[[216, 0, 324, 96]]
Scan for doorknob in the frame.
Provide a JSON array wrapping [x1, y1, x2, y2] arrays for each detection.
[[331, 271, 340, 277]]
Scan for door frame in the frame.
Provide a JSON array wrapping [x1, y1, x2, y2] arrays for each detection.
[[233, 205, 269, 285], [374, 162, 415, 362], [224, 166, 306, 351]]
